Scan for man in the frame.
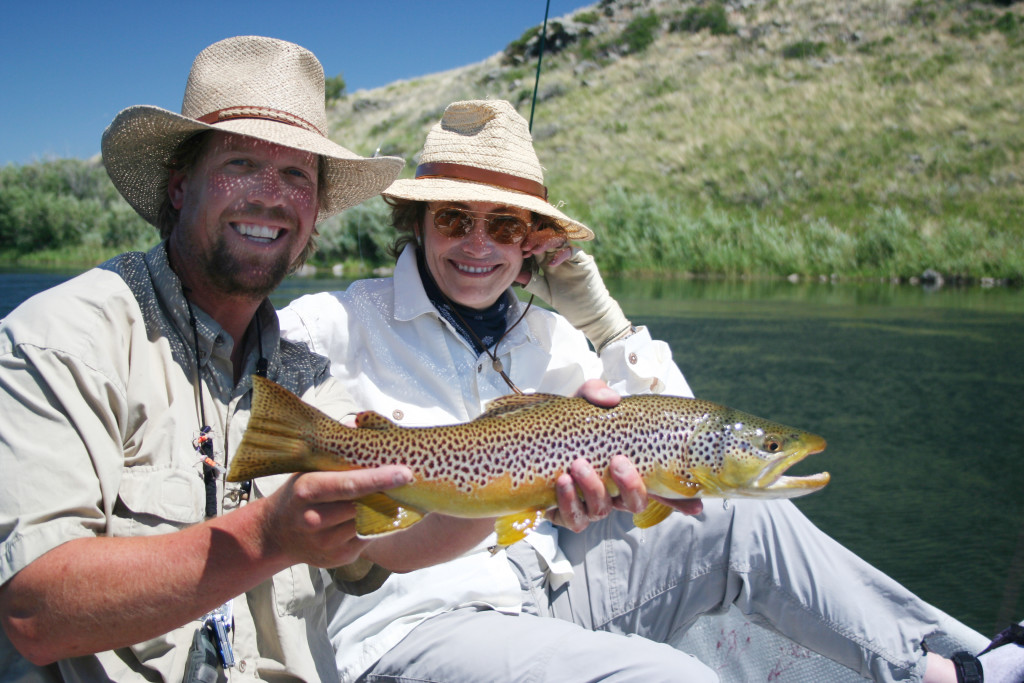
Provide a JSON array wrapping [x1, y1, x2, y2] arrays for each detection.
[[0, 36, 416, 682], [0, 39, 630, 683]]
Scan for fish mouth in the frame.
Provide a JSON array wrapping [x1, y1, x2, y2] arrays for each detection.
[[752, 434, 830, 495]]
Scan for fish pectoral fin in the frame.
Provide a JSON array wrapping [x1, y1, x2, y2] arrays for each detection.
[[492, 509, 546, 550], [355, 411, 399, 430], [633, 500, 675, 528], [355, 493, 424, 537]]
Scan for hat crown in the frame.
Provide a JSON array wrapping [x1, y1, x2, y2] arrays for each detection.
[[101, 35, 404, 227], [420, 100, 544, 184], [181, 35, 327, 135]]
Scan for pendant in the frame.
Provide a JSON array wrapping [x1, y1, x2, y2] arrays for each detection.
[[492, 358, 504, 373]]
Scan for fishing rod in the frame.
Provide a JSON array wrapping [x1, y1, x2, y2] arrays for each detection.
[[528, 0, 552, 132]]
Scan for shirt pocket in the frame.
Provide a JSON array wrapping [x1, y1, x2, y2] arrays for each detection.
[[271, 564, 322, 616], [114, 466, 206, 535], [252, 474, 322, 616]]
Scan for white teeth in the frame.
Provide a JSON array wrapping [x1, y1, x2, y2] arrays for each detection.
[[454, 262, 496, 274], [234, 224, 280, 240]]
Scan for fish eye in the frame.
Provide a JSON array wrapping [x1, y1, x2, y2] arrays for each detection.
[[764, 437, 782, 452]]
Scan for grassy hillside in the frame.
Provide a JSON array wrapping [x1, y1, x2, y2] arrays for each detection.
[[3, 0, 1022, 282], [326, 0, 1024, 282]]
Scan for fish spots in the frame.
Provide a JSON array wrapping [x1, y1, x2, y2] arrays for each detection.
[[239, 380, 827, 508]]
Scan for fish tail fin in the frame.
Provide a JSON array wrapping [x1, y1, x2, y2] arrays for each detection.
[[227, 375, 348, 481]]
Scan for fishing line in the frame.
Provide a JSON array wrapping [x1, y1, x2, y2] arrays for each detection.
[[528, 0, 552, 133]]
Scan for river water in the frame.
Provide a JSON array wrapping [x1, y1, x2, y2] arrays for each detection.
[[2, 268, 1022, 636]]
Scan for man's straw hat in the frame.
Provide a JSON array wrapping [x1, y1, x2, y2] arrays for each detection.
[[383, 100, 594, 241], [101, 35, 403, 226]]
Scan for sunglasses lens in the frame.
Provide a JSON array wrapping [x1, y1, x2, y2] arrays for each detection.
[[488, 216, 527, 244], [430, 207, 528, 244], [433, 208, 473, 236]]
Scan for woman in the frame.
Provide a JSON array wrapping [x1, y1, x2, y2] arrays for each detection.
[[280, 100, 1006, 683]]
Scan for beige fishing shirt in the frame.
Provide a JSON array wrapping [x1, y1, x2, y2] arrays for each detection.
[[0, 244, 367, 682]]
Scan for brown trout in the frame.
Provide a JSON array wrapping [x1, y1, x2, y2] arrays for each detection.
[[228, 376, 829, 547]]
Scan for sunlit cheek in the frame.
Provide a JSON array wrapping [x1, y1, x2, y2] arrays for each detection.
[[283, 184, 317, 212], [208, 175, 248, 204]]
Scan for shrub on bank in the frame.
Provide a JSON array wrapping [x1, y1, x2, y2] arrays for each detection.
[[581, 187, 1023, 282], [0, 160, 152, 257]]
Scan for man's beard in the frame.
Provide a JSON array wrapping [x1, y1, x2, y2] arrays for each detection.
[[200, 232, 294, 301]]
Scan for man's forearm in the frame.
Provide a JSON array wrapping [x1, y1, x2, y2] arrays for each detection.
[[0, 499, 288, 665]]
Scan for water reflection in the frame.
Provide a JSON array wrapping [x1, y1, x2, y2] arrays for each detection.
[[609, 275, 1024, 313]]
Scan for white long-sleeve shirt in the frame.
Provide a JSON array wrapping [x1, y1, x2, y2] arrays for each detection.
[[278, 246, 693, 681]]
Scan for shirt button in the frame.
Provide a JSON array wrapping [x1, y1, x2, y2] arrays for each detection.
[[628, 352, 638, 365], [214, 335, 224, 346], [392, 409, 404, 421], [239, 659, 247, 672], [477, 364, 483, 373]]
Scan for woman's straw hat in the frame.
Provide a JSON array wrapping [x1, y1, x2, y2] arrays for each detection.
[[101, 35, 404, 226], [383, 100, 594, 241]]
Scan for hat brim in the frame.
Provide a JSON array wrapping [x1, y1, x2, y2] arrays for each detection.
[[102, 105, 404, 226], [382, 177, 594, 241]]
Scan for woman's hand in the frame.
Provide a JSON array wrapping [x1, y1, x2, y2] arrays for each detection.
[[516, 229, 572, 285]]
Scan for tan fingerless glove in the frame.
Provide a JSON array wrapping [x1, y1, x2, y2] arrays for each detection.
[[523, 249, 633, 354]]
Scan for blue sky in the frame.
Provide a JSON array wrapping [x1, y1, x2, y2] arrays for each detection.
[[0, 1, 592, 166]]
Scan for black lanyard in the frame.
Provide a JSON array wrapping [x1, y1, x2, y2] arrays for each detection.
[[184, 297, 265, 518]]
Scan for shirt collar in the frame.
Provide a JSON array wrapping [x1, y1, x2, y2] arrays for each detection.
[[393, 245, 443, 323], [391, 245, 536, 350], [143, 242, 280, 380]]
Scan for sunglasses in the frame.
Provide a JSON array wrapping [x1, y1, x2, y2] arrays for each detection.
[[428, 206, 531, 245]]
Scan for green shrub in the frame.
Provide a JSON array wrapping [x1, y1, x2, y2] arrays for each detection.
[[312, 197, 394, 265], [0, 160, 150, 256], [620, 13, 661, 54], [670, 4, 736, 36], [325, 73, 346, 102], [994, 11, 1021, 36], [504, 26, 542, 63], [575, 10, 600, 25], [782, 40, 829, 59]]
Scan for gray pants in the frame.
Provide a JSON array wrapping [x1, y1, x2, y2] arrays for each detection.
[[361, 500, 978, 682]]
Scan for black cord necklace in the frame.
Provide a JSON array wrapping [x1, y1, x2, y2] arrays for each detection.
[[182, 294, 219, 519], [182, 292, 265, 517], [415, 248, 531, 394], [439, 291, 533, 395]]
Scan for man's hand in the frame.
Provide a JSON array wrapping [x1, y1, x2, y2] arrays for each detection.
[[258, 465, 413, 568], [0, 463, 414, 666]]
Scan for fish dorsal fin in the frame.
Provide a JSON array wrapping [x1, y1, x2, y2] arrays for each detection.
[[355, 493, 424, 537], [355, 411, 398, 430], [481, 393, 564, 419], [633, 500, 675, 529]]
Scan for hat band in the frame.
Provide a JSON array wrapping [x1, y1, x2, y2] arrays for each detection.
[[416, 162, 548, 201], [197, 107, 324, 136]]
